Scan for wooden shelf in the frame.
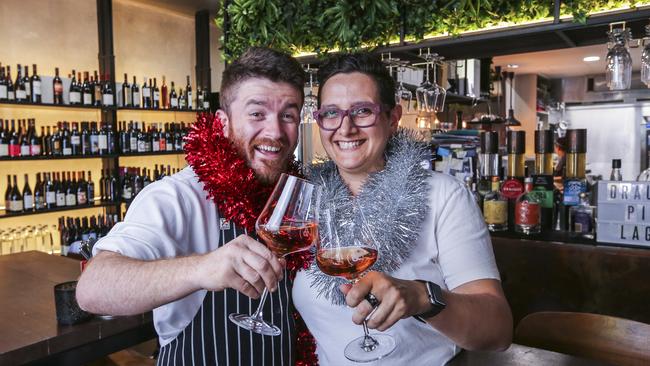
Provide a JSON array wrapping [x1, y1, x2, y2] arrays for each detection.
[[118, 151, 185, 157], [0, 101, 105, 110], [0, 154, 118, 162], [117, 107, 202, 113], [0, 201, 118, 219]]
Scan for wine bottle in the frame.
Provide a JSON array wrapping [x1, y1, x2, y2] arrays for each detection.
[[83, 71, 93, 106], [6, 66, 15, 101], [142, 77, 151, 108], [22, 66, 31, 102], [161, 76, 168, 109], [89, 121, 99, 155], [98, 123, 108, 155], [31, 64, 42, 103], [20, 120, 31, 157], [53, 67, 64, 104], [137, 122, 147, 153], [132, 76, 140, 108], [15, 64, 27, 103], [77, 171, 88, 205], [51, 123, 62, 156], [69, 70, 81, 105], [10, 175, 23, 213], [186, 75, 193, 110], [102, 74, 114, 106], [4, 175, 11, 210], [178, 88, 186, 110], [93, 71, 102, 106], [152, 78, 160, 109], [61, 122, 72, 156], [70, 122, 81, 155], [119, 121, 130, 153], [129, 121, 138, 152], [0, 66, 8, 101], [45, 172, 56, 209], [65, 172, 77, 206], [170, 81, 178, 109], [43, 126, 52, 155], [159, 123, 167, 151], [122, 73, 132, 107], [133, 167, 143, 196], [152, 124, 160, 152], [87, 171, 95, 202], [30, 121, 42, 156], [55, 172, 66, 207], [0, 119, 8, 157], [34, 173, 45, 210], [81, 122, 91, 155], [8, 120, 19, 157]]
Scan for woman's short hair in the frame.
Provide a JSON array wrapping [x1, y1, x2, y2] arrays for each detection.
[[219, 47, 306, 113], [317, 53, 396, 109]]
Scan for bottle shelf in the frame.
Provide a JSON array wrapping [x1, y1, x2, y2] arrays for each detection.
[[0, 200, 118, 219], [117, 107, 202, 113], [0, 151, 184, 161], [119, 151, 185, 157], [0, 100, 106, 110]]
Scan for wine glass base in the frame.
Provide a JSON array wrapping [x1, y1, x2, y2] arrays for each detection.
[[344, 334, 396, 363], [228, 313, 281, 336]]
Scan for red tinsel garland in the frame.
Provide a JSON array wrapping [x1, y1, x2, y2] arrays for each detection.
[[184, 112, 318, 366]]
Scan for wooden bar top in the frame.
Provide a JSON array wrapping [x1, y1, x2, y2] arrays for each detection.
[[0, 251, 154, 365], [448, 343, 613, 365]]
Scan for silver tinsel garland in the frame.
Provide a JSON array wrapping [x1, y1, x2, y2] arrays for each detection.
[[307, 128, 432, 305]]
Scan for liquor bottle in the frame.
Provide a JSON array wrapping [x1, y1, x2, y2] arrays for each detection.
[[69, 70, 81, 105], [0, 66, 7, 101], [133, 168, 143, 196], [65, 172, 77, 206], [129, 121, 138, 152], [131, 76, 140, 108], [9, 120, 20, 157], [562, 129, 588, 229], [51, 123, 61, 156], [102, 74, 114, 106], [77, 171, 88, 205], [53, 67, 64, 104], [180, 88, 187, 110], [202, 87, 210, 110], [514, 177, 541, 235], [88, 121, 99, 155], [569, 192, 595, 239], [4, 175, 11, 210], [530, 130, 555, 231], [501, 130, 526, 230], [79, 122, 90, 155], [142, 77, 151, 108], [186, 75, 193, 110], [20, 121, 31, 156], [0, 120, 7, 157], [6, 66, 15, 101], [45, 173, 56, 209], [34, 173, 45, 210], [15, 64, 28, 103], [98, 123, 108, 155], [121, 168, 133, 201], [106, 122, 115, 154], [164, 123, 173, 151], [70, 122, 81, 155], [137, 122, 147, 153], [174, 123, 183, 151], [43, 126, 52, 155], [478, 131, 499, 198], [31, 64, 42, 103], [122, 73, 132, 107], [197, 85, 204, 111], [152, 124, 160, 152], [22, 65, 31, 101], [22, 174, 34, 212], [483, 176, 508, 232], [143, 168, 152, 187], [99, 169, 106, 201], [119, 121, 129, 153], [161, 76, 168, 109], [170, 81, 178, 109], [82, 72, 93, 105], [610, 159, 622, 181], [87, 171, 95, 202], [9, 175, 23, 213], [54, 172, 65, 207], [31, 125, 43, 156], [152, 78, 160, 109], [94, 71, 102, 106]]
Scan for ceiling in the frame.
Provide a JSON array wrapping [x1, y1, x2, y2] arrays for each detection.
[[493, 43, 644, 78], [123, 0, 219, 16]]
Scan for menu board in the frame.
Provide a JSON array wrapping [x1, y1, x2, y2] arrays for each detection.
[[597, 181, 650, 248]]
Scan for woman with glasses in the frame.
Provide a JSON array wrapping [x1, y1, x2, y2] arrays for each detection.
[[293, 53, 513, 365]]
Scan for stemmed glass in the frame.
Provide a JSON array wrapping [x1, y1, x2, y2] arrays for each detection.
[[229, 173, 322, 336], [416, 52, 433, 112], [316, 201, 396, 362], [426, 53, 446, 113], [395, 61, 413, 112]]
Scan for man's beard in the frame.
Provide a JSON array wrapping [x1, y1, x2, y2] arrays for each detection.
[[229, 134, 292, 185]]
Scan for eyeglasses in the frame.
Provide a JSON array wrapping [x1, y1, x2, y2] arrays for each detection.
[[313, 102, 388, 131]]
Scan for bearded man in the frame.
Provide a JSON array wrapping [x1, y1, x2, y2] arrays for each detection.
[[77, 47, 307, 365]]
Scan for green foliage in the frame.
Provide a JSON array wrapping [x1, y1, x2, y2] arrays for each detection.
[[216, 0, 650, 61]]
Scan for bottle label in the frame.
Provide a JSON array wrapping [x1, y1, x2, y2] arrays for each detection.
[[9, 199, 23, 212], [33, 81, 41, 95], [0, 85, 7, 98], [138, 140, 146, 152], [571, 211, 593, 234], [71, 136, 81, 145], [187, 92, 193, 108], [125, 92, 132, 106], [77, 191, 87, 205], [20, 145, 30, 156], [154, 91, 160, 101], [563, 179, 587, 206], [9, 144, 20, 157], [515, 200, 540, 226], [143, 88, 151, 98], [83, 93, 92, 105], [46, 191, 56, 204], [133, 92, 141, 105], [98, 135, 108, 149], [171, 98, 178, 107], [501, 178, 524, 200], [166, 142, 173, 151], [25, 83, 31, 96], [8, 91, 15, 100], [90, 136, 99, 153], [130, 137, 138, 151], [16, 90, 27, 100], [30, 145, 41, 156], [160, 139, 166, 151], [102, 94, 114, 106], [153, 141, 160, 151], [65, 193, 76, 206], [203, 101, 210, 109], [0, 143, 8, 156], [56, 192, 66, 206], [530, 187, 553, 208], [87, 187, 94, 201], [70, 91, 81, 103], [35, 196, 45, 209], [63, 147, 72, 155], [122, 186, 132, 200], [24, 195, 34, 209], [54, 83, 63, 96], [483, 200, 508, 225]]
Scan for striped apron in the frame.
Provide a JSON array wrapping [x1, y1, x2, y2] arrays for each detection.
[[156, 218, 296, 366]]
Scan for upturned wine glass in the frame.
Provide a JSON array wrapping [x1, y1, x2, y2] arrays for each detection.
[[229, 173, 322, 336], [316, 201, 396, 362]]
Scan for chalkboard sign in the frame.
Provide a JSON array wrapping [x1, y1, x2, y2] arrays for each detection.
[[597, 181, 650, 248]]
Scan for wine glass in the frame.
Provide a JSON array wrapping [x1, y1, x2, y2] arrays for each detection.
[[395, 61, 413, 112], [316, 201, 396, 362], [229, 173, 322, 336]]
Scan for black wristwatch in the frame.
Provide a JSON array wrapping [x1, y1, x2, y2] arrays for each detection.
[[413, 280, 446, 323]]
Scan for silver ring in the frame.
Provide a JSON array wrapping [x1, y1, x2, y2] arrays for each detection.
[[365, 293, 380, 308]]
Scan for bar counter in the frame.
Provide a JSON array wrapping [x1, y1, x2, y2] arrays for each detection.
[[0, 251, 155, 365]]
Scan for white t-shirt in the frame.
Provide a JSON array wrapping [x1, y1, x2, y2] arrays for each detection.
[[293, 172, 500, 366], [93, 167, 219, 346]]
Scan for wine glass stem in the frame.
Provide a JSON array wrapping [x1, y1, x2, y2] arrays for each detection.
[[251, 287, 270, 321], [361, 320, 378, 352]]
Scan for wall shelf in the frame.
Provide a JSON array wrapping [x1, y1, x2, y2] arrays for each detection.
[[0, 101, 105, 111], [0, 154, 118, 162], [0, 201, 118, 219]]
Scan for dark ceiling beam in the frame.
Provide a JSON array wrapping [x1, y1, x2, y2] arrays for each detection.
[[555, 30, 577, 47]]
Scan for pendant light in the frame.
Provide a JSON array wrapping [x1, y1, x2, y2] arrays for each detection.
[[505, 71, 521, 127]]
